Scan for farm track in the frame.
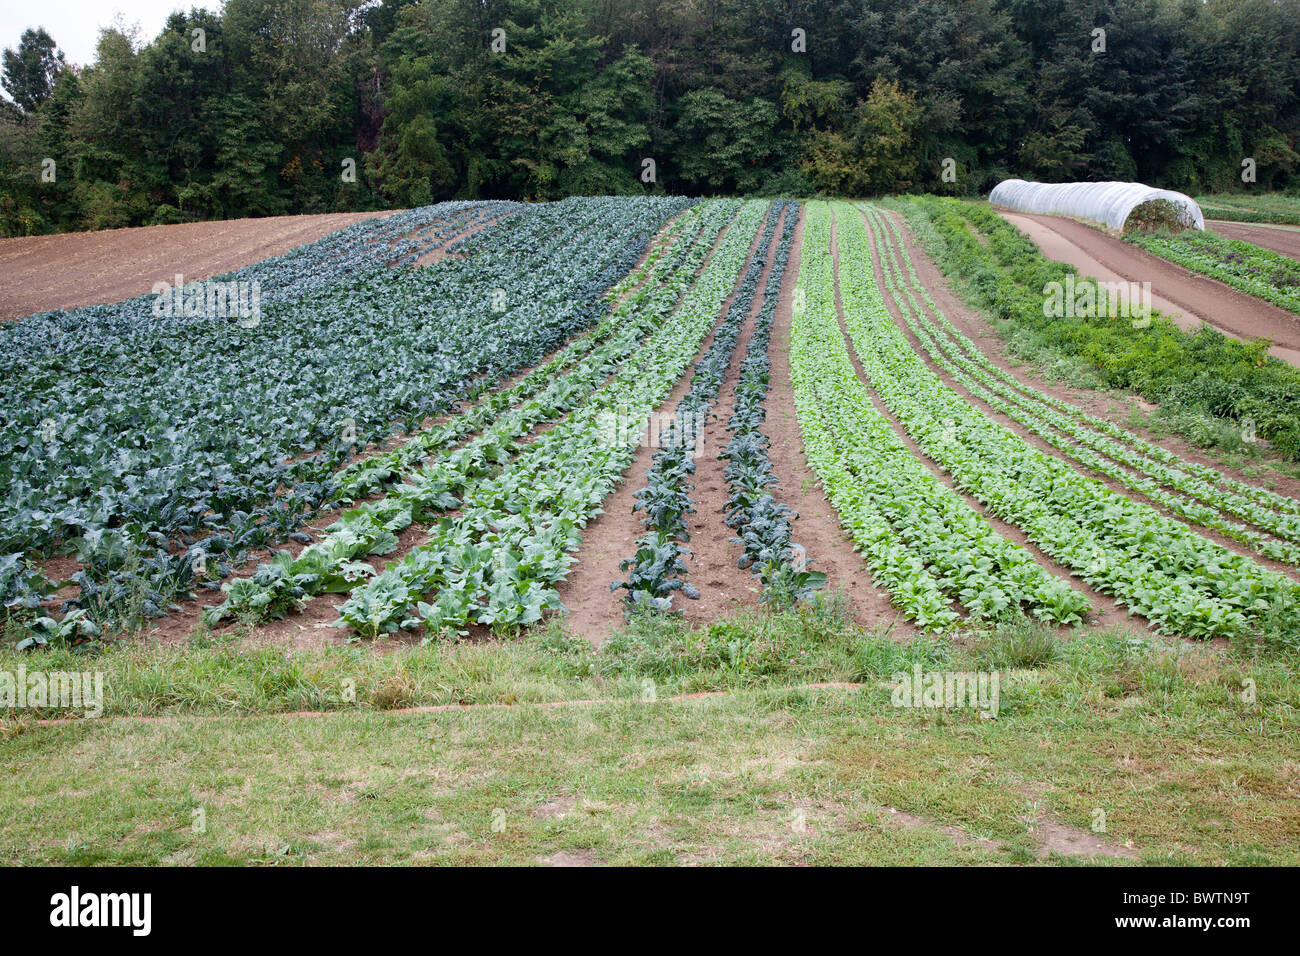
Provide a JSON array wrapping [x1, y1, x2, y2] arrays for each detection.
[[0, 211, 395, 320], [999, 211, 1300, 365], [1210, 220, 1300, 260], [867, 206, 1300, 583]]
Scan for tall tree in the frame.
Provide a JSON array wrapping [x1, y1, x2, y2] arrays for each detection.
[[2, 27, 66, 115]]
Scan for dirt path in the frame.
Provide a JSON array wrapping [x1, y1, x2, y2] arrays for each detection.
[[0, 211, 394, 320], [35, 681, 866, 726], [1209, 220, 1300, 260], [766, 208, 913, 636], [999, 211, 1300, 366]]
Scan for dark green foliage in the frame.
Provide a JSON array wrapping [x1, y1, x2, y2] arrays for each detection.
[[1, 27, 63, 113], [0, 196, 687, 623], [5, 0, 1300, 234]]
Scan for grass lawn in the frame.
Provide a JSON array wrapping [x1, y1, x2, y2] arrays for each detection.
[[4, 598, 1298, 866]]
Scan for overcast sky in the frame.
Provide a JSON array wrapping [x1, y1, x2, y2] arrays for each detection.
[[3, 0, 222, 70]]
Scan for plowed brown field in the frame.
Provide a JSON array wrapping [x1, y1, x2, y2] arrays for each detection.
[[0, 211, 392, 320]]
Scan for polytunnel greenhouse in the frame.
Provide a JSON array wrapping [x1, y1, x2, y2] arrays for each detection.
[[988, 179, 1205, 231]]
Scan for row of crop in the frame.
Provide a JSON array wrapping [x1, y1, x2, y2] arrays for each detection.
[[862, 204, 1300, 567], [388, 204, 514, 267], [1, 197, 693, 630], [614, 200, 785, 609], [332, 201, 773, 637], [332, 202, 722, 503], [1126, 229, 1300, 315], [790, 203, 1090, 631], [895, 196, 1300, 460], [845, 203, 1300, 643], [720, 201, 822, 605], [1194, 193, 1300, 226], [201, 201, 742, 628], [880, 210, 1300, 522]]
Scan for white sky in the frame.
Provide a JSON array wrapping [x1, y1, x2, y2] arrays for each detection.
[[2, 0, 223, 71]]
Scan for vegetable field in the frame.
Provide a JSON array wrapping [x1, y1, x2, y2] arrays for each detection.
[[3, 196, 1299, 652]]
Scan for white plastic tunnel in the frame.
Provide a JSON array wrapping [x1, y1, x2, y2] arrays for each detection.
[[988, 179, 1205, 231]]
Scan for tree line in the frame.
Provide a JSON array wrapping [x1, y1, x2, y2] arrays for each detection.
[[1, 0, 1297, 235]]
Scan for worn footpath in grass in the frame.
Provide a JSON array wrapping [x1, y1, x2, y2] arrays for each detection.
[[3, 598, 1299, 865]]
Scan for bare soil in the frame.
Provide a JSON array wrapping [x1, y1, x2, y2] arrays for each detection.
[[1209, 220, 1300, 260], [0, 211, 393, 320], [676, 208, 787, 629], [999, 211, 1300, 366]]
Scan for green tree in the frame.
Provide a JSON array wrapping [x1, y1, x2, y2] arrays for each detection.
[[673, 89, 781, 193], [801, 77, 923, 195], [2, 27, 65, 115]]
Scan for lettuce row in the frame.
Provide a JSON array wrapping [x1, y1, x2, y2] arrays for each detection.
[[841, 202, 1300, 643], [863, 204, 1300, 566], [791, 203, 1090, 631]]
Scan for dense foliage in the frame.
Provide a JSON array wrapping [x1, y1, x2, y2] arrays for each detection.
[[791, 202, 1092, 631], [0, 195, 688, 626], [4, 0, 1300, 235]]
